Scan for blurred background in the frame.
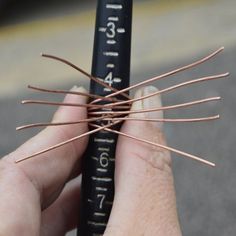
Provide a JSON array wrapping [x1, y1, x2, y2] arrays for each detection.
[[0, 0, 235, 235]]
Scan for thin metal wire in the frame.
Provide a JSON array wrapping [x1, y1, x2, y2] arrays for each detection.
[[15, 120, 122, 163], [16, 117, 102, 131], [88, 97, 221, 116], [21, 99, 130, 110], [16, 115, 220, 131], [90, 123, 215, 167], [102, 115, 220, 123], [28, 85, 121, 102], [41, 53, 130, 100], [89, 73, 228, 110], [90, 47, 225, 104], [15, 48, 226, 167]]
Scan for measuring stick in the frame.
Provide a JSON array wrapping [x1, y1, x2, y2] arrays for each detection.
[[78, 1, 133, 235]]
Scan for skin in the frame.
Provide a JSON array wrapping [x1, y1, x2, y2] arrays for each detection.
[[0, 86, 181, 236]]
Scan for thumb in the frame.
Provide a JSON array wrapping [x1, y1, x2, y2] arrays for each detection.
[[105, 86, 181, 236]]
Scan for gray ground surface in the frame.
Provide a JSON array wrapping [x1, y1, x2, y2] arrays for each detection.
[[0, 0, 236, 235]]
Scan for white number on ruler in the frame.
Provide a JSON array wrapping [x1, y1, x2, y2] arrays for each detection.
[[97, 194, 106, 209], [100, 152, 109, 168], [106, 22, 116, 38], [104, 71, 113, 88]]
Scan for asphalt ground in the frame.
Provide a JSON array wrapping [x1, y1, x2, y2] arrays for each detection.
[[0, 0, 236, 235]]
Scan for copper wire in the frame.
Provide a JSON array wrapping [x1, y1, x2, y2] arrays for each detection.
[[88, 97, 221, 116], [102, 115, 220, 123], [15, 120, 122, 163], [41, 53, 130, 100], [16, 117, 102, 131], [16, 115, 220, 131], [15, 48, 226, 167], [89, 72, 228, 110], [90, 47, 224, 104], [90, 123, 215, 167], [28, 85, 121, 102], [21, 100, 130, 110]]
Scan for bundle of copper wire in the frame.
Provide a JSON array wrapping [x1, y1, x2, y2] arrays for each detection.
[[15, 47, 229, 167]]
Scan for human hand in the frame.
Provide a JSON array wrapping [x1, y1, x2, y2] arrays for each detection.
[[0, 86, 181, 235]]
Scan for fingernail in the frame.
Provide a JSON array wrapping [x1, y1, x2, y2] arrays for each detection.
[[131, 86, 163, 129], [65, 86, 88, 102], [70, 85, 87, 93], [70, 85, 79, 91]]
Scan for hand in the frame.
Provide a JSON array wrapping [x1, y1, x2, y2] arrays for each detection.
[[0, 86, 181, 236]]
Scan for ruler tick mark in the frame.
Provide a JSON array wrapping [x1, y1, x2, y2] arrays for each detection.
[[106, 63, 115, 68], [92, 156, 98, 161], [114, 77, 122, 83], [105, 201, 113, 205], [108, 16, 119, 21], [94, 138, 115, 144], [98, 147, 110, 152], [106, 4, 123, 10], [91, 176, 113, 182], [103, 51, 119, 57], [98, 27, 106, 32], [107, 40, 116, 45], [117, 28, 125, 33], [94, 212, 106, 217], [97, 168, 108, 173], [96, 187, 108, 192], [87, 221, 107, 227]]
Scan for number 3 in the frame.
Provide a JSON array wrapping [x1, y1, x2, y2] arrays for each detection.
[[106, 22, 116, 38]]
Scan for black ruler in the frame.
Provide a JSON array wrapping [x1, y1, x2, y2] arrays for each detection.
[[78, 1, 133, 235]]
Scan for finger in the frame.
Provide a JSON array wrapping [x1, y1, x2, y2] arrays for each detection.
[[105, 86, 182, 236], [4, 86, 88, 208], [0, 160, 41, 235], [40, 176, 81, 236]]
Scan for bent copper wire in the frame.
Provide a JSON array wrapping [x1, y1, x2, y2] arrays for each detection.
[[88, 72, 229, 110], [15, 119, 122, 163], [89, 123, 215, 167], [28, 85, 122, 102], [22, 72, 226, 112], [88, 97, 221, 116], [90, 47, 225, 104], [41, 53, 130, 100], [100, 115, 220, 123], [18, 96, 221, 131], [21, 99, 130, 110], [16, 48, 226, 167], [16, 115, 220, 131], [16, 95, 220, 166]]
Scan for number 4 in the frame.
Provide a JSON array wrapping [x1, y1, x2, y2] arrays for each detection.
[[104, 72, 113, 87]]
